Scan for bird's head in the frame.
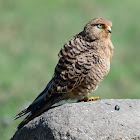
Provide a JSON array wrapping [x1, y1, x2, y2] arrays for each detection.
[[83, 17, 112, 41]]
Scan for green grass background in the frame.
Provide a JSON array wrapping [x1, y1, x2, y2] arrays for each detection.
[[0, 0, 140, 139]]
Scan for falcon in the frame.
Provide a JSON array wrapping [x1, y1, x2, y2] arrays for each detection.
[[14, 17, 114, 129]]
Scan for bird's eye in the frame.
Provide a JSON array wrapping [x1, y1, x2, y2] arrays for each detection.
[[97, 24, 104, 29]]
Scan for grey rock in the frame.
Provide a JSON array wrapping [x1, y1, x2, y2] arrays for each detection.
[[11, 99, 140, 140]]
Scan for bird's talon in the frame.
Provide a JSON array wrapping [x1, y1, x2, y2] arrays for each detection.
[[87, 96, 100, 101]]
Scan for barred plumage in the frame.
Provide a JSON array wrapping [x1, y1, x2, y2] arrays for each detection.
[[14, 17, 114, 129]]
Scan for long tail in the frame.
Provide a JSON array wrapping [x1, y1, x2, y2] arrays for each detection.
[[13, 108, 29, 120], [13, 79, 52, 121], [17, 93, 65, 129], [13, 78, 66, 129]]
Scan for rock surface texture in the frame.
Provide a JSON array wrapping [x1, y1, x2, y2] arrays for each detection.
[[11, 99, 140, 140]]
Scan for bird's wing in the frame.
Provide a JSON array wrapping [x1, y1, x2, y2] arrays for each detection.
[[52, 37, 98, 93], [14, 37, 97, 129], [54, 38, 87, 91]]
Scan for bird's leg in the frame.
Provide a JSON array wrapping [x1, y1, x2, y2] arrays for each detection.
[[87, 96, 100, 101], [77, 96, 100, 102]]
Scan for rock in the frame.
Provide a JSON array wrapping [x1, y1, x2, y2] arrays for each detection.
[[11, 99, 140, 140]]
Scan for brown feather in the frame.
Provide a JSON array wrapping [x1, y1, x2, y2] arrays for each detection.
[[14, 17, 114, 129]]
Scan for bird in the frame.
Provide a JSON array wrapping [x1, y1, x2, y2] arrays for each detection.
[[14, 17, 114, 129]]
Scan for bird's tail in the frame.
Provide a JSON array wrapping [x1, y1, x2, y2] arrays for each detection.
[[16, 93, 65, 129], [13, 108, 30, 120], [13, 86, 48, 121], [13, 77, 66, 129]]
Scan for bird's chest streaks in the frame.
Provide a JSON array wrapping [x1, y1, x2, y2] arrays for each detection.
[[55, 38, 112, 98], [78, 51, 111, 93], [92, 41, 112, 73]]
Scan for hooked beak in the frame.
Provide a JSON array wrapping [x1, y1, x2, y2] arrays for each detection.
[[106, 26, 112, 33]]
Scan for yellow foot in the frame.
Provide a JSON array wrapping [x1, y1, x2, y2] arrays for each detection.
[[87, 96, 100, 101], [77, 96, 100, 102]]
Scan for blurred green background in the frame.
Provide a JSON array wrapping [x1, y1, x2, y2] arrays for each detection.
[[0, 0, 140, 139]]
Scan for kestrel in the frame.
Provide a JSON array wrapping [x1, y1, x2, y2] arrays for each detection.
[[14, 17, 114, 129]]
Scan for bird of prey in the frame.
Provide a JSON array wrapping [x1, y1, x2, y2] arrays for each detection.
[[14, 17, 114, 129]]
